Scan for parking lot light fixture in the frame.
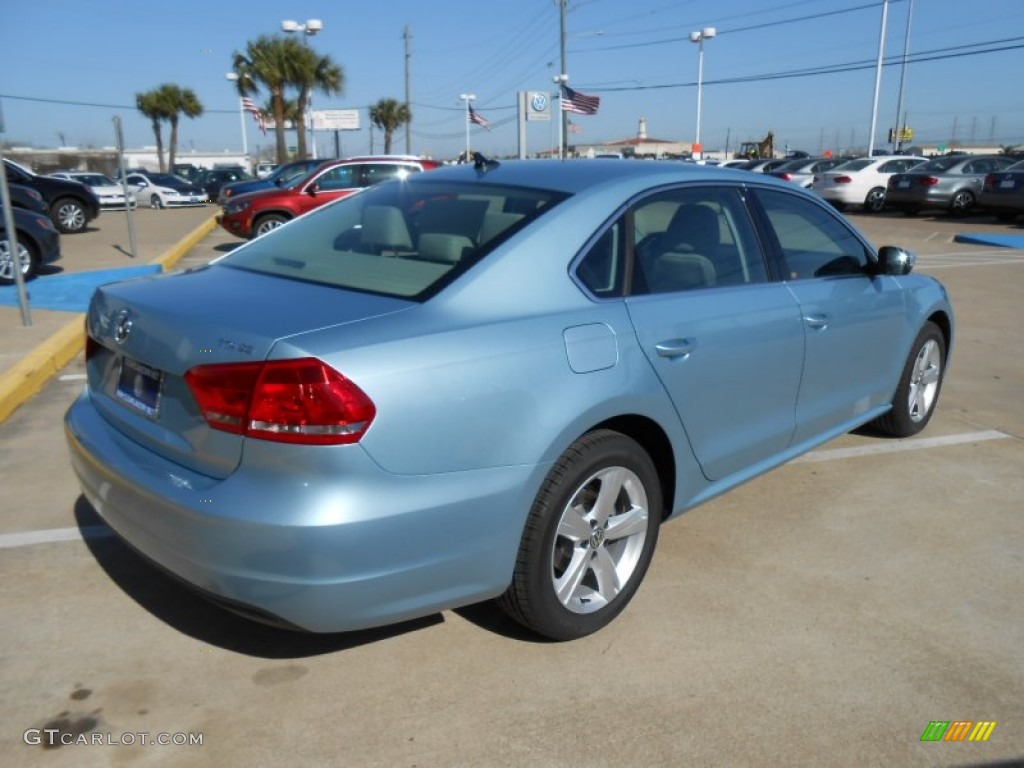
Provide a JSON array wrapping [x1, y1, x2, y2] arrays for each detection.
[[689, 27, 715, 159], [282, 20, 324, 158]]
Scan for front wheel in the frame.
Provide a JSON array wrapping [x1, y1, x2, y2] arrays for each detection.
[[150, 194, 164, 210], [871, 321, 946, 437], [253, 214, 289, 237], [0, 236, 37, 284], [52, 198, 87, 233], [863, 187, 886, 213], [498, 430, 662, 641]]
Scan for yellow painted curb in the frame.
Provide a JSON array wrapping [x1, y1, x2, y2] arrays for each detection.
[[0, 214, 219, 424]]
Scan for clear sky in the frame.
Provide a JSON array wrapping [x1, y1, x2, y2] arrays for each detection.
[[2, 0, 1022, 161]]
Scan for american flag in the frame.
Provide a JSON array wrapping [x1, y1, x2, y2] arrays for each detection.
[[560, 85, 600, 116], [568, 120, 581, 134], [241, 96, 268, 136], [468, 104, 491, 130]]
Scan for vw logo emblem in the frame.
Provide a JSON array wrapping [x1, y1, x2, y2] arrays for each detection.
[[531, 92, 549, 113], [114, 309, 133, 345]]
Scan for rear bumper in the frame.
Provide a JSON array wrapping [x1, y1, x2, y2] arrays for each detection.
[[64, 390, 534, 633]]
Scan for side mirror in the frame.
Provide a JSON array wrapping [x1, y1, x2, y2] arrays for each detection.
[[874, 245, 916, 276], [306, 184, 318, 197]]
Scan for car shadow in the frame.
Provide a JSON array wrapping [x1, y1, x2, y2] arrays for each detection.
[[213, 243, 242, 253], [452, 603, 554, 644], [34, 265, 65, 277], [74, 496, 443, 657]]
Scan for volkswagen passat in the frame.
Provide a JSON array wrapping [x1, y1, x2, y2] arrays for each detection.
[[65, 159, 953, 641]]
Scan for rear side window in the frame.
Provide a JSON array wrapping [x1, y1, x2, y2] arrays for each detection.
[[753, 189, 870, 279], [221, 179, 566, 300]]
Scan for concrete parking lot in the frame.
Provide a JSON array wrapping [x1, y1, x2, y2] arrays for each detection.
[[0, 207, 1022, 767]]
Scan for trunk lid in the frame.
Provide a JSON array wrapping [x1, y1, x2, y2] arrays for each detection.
[[85, 264, 412, 478]]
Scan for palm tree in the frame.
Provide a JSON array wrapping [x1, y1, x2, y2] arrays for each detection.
[[136, 89, 171, 172], [290, 46, 344, 160], [156, 84, 204, 171], [232, 36, 299, 163], [369, 99, 411, 155]]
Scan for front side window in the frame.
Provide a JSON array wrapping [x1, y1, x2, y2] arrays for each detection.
[[631, 186, 767, 294], [753, 188, 870, 279], [220, 179, 566, 300]]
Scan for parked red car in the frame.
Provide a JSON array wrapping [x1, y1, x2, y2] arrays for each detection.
[[217, 156, 440, 238]]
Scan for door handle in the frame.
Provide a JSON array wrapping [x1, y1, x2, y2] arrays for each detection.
[[655, 338, 698, 359], [803, 313, 829, 330]]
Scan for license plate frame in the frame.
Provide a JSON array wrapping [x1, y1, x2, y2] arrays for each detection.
[[115, 356, 164, 418]]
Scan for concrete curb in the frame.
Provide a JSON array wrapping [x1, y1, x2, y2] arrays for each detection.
[[0, 214, 219, 423]]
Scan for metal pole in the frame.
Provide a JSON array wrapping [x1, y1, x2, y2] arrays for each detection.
[[238, 97, 248, 157], [465, 99, 471, 158], [113, 117, 137, 260], [695, 37, 705, 158], [404, 25, 412, 154], [893, 0, 914, 152], [559, 0, 568, 158], [867, 0, 889, 157], [0, 150, 31, 325]]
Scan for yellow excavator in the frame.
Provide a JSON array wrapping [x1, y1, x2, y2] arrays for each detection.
[[736, 131, 774, 160]]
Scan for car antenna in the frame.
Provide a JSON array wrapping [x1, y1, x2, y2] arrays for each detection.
[[473, 152, 499, 171]]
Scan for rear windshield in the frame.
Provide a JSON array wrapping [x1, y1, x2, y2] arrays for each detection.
[[914, 157, 961, 173], [832, 158, 872, 172], [219, 179, 567, 300]]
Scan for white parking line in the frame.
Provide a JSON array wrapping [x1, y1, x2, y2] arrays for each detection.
[[0, 525, 113, 549], [793, 429, 1012, 463], [58, 374, 87, 381]]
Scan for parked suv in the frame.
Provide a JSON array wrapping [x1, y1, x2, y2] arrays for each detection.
[[3, 159, 100, 233], [218, 156, 440, 238]]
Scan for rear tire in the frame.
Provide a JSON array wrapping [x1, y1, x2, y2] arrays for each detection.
[[863, 187, 886, 213], [949, 190, 974, 217], [871, 321, 945, 437], [498, 430, 662, 641]]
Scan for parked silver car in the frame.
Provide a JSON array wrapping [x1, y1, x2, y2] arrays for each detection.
[[767, 157, 846, 188], [886, 154, 1016, 216], [979, 158, 1024, 222]]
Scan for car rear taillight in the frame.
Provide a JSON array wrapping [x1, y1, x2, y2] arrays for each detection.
[[185, 358, 375, 445], [983, 173, 997, 189], [778, 173, 792, 181], [918, 176, 939, 186], [834, 176, 852, 184]]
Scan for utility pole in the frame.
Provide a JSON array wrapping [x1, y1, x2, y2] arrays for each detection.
[[892, 0, 914, 152], [559, 0, 568, 158], [404, 25, 412, 154], [866, 0, 889, 157]]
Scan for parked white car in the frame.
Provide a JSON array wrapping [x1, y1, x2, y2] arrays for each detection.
[[811, 155, 925, 213], [49, 172, 137, 210], [125, 172, 207, 209]]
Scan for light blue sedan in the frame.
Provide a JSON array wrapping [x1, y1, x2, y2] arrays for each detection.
[[65, 158, 953, 640]]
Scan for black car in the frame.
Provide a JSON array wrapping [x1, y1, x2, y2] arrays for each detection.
[[217, 159, 329, 205], [0, 205, 62, 283], [194, 168, 253, 201], [2, 159, 100, 234]]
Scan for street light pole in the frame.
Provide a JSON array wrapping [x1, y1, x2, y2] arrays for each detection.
[[867, 0, 889, 157], [459, 94, 476, 159], [282, 19, 323, 159], [690, 27, 716, 160], [224, 73, 247, 158], [893, 0, 914, 152]]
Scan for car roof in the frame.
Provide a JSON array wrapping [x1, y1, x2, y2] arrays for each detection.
[[405, 158, 795, 196]]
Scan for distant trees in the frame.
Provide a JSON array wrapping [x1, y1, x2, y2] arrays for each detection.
[[135, 84, 204, 172], [369, 99, 411, 155], [232, 35, 345, 163]]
